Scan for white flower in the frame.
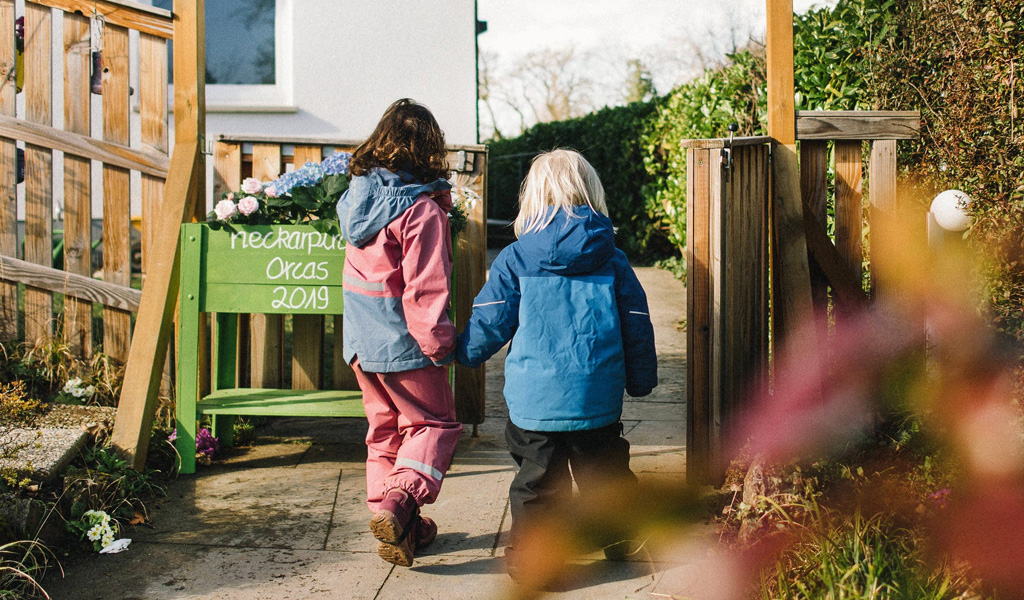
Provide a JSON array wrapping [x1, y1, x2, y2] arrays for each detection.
[[240, 177, 263, 195], [87, 524, 103, 541], [63, 378, 82, 393], [85, 385, 95, 397], [214, 199, 238, 221]]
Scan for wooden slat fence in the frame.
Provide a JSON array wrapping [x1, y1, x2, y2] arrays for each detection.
[[684, 112, 920, 484], [212, 135, 489, 424], [0, 0, 172, 364]]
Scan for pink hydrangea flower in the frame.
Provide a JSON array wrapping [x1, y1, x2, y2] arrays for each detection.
[[237, 196, 259, 216], [214, 199, 238, 220], [240, 177, 263, 195]]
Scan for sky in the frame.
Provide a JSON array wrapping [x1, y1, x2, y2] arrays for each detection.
[[476, 0, 838, 136]]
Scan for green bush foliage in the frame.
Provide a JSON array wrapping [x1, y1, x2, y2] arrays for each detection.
[[869, 1, 1024, 347], [487, 101, 662, 259]]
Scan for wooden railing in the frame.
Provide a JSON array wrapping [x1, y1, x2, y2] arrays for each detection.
[[684, 111, 920, 483], [0, 0, 172, 362], [211, 134, 489, 425]]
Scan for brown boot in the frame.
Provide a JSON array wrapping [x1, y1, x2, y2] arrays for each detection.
[[416, 515, 438, 550], [371, 489, 419, 566]]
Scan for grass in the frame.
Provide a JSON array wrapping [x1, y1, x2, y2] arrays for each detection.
[[0, 540, 52, 600], [756, 494, 979, 600]]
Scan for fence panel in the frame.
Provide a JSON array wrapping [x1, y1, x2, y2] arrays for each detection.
[[0, 0, 174, 362]]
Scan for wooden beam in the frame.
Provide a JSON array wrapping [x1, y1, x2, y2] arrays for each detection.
[[680, 136, 773, 149], [796, 111, 921, 140], [834, 141, 864, 295], [112, 0, 204, 470], [111, 144, 199, 469], [0, 114, 169, 176], [216, 133, 488, 153], [0, 254, 141, 311], [802, 214, 869, 309], [767, 0, 814, 343], [31, 0, 173, 39], [800, 141, 829, 314]]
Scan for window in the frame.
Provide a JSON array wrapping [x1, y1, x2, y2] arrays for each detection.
[[150, 0, 292, 109]]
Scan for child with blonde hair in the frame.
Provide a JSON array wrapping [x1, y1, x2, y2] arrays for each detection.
[[456, 148, 658, 578]]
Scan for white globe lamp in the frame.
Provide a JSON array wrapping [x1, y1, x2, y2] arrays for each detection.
[[930, 190, 972, 232]]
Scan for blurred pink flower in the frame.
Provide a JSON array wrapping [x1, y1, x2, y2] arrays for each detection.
[[265, 186, 280, 198]]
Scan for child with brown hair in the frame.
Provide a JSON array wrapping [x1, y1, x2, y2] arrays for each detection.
[[336, 98, 461, 567]]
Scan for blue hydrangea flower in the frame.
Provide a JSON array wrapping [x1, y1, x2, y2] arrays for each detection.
[[269, 161, 324, 195], [321, 151, 351, 176]]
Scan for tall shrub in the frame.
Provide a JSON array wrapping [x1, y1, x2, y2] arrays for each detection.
[[870, 1, 1024, 347]]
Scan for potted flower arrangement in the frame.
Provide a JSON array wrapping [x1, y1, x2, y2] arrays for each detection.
[[206, 150, 478, 239]]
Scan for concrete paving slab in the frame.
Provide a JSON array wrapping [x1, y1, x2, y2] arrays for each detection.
[[135, 465, 340, 550], [626, 419, 686, 447], [260, 416, 370, 445], [324, 468, 379, 554], [217, 441, 310, 469], [378, 555, 514, 600], [621, 400, 686, 422], [424, 461, 515, 558], [0, 427, 86, 481], [44, 543, 392, 600], [296, 442, 368, 469]]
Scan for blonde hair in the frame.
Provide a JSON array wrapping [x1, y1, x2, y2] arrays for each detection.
[[513, 149, 608, 237]]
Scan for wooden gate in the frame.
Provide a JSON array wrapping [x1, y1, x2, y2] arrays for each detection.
[[684, 111, 920, 484]]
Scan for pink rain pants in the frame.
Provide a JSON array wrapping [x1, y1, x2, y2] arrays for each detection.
[[353, 359, 462, 511]]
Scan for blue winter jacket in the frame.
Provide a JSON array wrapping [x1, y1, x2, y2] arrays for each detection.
[[456, 206, 658, 431]]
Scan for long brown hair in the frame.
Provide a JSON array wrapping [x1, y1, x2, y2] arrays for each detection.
[[349, 98, 450, 183]]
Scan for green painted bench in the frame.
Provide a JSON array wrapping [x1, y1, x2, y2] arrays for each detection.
[[175, 223, 364, 474]]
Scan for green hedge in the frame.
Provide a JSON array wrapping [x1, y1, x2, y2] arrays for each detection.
[[487, 101, 662, 259]]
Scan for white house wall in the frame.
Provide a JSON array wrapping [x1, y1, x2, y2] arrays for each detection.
[[207, 0, 479, 146]]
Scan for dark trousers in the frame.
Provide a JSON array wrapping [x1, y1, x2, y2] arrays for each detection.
[[505, 420, 638, 546]]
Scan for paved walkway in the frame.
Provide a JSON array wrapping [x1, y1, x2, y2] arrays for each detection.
[[47, 267, 697, 600]]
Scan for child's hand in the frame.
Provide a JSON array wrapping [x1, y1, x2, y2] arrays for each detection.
[[432, 351, 455, 367]]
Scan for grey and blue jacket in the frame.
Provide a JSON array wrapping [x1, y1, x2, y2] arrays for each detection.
[[336, 168, 455, 373], [456, 205, 658, 431]]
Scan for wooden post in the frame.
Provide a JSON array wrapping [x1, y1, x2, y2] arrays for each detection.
[[111, 0, 205, 469], [686, 148, 712, 485], [452, 149, 488, 424], [0, 0, 15, 342], [766, 0, 813, 344], [834, 141, 864, 302]]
